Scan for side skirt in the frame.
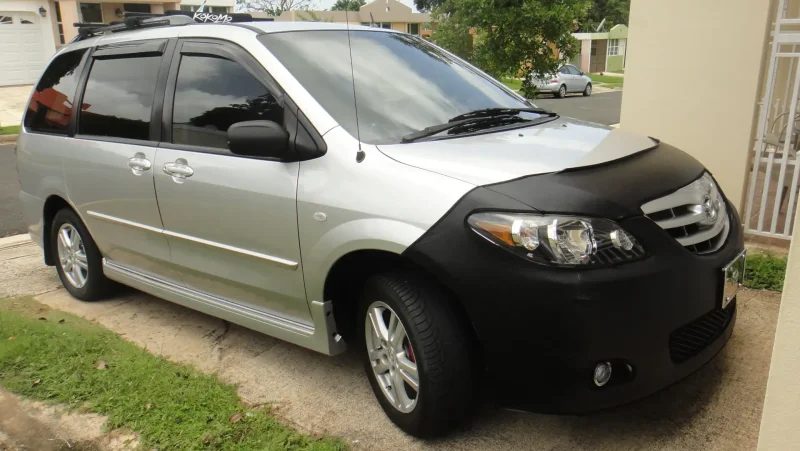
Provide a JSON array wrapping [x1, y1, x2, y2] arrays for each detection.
[[102, 258, 347, 356]]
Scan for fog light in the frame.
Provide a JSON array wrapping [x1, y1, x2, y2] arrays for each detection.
[[593, 362, 612, 387]]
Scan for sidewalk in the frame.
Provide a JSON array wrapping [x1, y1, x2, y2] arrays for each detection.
[[0, 86, 31, 129]]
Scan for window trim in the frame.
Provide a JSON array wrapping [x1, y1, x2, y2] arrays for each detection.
[[160, 38, 289, 156], [55, 2, 65, 44], [72, 39, 176, 143], [79, 2, 103, 24], [608, 38, 619, 57]]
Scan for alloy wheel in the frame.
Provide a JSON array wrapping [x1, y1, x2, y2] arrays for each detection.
[[365, 301, 419, 413], [560, 85, 567, 97], [57, 223, 89, 288]]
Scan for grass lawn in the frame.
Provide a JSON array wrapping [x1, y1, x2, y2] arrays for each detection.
[[588, 74, 624, 86], [501, 77, 522, 91], [0, 297, 346, 451], [0, 125, 20, 135]]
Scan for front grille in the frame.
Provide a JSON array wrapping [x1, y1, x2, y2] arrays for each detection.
[[669, 302, 735, 364], [641, 173, 730, 254]]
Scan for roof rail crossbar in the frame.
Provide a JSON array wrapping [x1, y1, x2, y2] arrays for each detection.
[[71, 10, 269, 42]]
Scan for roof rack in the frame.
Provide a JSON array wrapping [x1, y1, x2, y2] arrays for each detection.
[[72, 10, 273, 41]]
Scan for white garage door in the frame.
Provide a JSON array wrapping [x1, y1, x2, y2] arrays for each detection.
[[0, 12, 47, 86]]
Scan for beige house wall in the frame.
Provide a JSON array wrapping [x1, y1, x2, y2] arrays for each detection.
[[59, 0, 80, 42], [391, 22, 406, 32], [619, 0, 773, 210], [758, 205, 800, 450]]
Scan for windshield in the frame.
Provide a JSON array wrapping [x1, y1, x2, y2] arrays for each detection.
[[259, 30, 530, 144]]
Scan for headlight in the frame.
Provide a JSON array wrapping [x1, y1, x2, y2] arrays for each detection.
[[467, 212, 645, 266]]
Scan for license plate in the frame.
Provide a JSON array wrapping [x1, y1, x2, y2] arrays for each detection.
[[722, 250, 747, 309]]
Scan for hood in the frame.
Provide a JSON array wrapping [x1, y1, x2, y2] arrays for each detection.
[[376, 117, 657, 186]]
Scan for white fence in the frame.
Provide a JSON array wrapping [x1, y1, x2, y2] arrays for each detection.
[[745, 0, 800, 240]]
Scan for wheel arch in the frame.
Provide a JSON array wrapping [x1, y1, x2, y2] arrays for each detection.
[[323, 248, 482, 356], [42, 194, 77, 266]]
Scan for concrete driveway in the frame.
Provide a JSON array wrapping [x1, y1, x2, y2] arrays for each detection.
[[0, 235, 779, 450]]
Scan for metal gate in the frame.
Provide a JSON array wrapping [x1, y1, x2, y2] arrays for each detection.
[[745, 0, 800, 240]]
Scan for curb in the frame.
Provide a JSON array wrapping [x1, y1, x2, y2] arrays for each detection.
[[0, 233, 32, 249], [0, 134, 17, 145]]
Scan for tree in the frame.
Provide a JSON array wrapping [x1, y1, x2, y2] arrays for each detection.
[[414, 0, 443, 12], [432, 0, 589, 98], [582, 0, 630, 31], [330, 0, 366, 11], [236, 0, 313, 16]]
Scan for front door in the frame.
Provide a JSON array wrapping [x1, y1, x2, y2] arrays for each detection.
[[154, 40, 311, 324], [63, 39, 180, 281], [590, 40, 607, 73]]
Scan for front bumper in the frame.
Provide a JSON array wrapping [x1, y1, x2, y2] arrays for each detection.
[[485, 212, 742, 413]]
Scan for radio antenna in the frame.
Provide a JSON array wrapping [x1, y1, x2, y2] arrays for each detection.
[[345, 9, 365, 162]]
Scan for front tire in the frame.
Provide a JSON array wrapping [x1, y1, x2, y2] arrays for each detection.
[[583, 82, 592, 96], [556, 84, 567, 98], [359, 272, 475, 437], [51, 208, 114, 301]]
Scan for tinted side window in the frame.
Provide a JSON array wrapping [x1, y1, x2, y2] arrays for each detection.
[[24, 49, 87, 134], [558, 66, 570, 74], [78, 56, 161, 141], [568, 66, 581, 75], [172, 55, 282, 150]]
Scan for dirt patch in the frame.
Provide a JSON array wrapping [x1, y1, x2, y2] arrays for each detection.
[[0, 388, 137, 451]]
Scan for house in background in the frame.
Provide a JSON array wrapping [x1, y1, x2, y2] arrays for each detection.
[[570, 24, 628, 74], [0, 0, 235, 87], [257, 0, 431, 38]]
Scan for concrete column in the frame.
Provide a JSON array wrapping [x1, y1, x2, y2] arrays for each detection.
[[619, 0, 773, 210], [58, 0, 80, 43], [758, 205, 800, 449]]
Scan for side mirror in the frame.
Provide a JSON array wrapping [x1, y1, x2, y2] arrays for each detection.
[[227, 120, 289, 159], [580, 71, 585, 76]]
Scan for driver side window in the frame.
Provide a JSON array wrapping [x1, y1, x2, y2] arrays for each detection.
[[172, 55, 282, 149]]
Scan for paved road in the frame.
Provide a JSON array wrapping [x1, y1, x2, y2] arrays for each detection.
[[534, 90, 622, 125], [0, 144, 25, 238]]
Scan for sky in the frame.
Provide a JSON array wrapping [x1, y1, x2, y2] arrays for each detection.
[[312, 0, 419, 13]]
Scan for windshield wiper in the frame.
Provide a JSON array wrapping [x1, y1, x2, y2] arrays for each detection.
[[448, 107, 556, 122], [402, 115, 534, 143]]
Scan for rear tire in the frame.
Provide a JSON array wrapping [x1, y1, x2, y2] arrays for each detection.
[[358, 272, 475, 437], [583, 83, 592, 96], [50, 208, 114, 301], [556, 84, 567, 98]]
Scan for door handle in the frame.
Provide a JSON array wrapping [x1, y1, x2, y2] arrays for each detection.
[[163, 158, 194, 184], [127, 152, 152, 176]]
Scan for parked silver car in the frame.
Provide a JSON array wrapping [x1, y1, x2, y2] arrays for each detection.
[[532, 64, 593, 97], [17, 13, 744, 438]]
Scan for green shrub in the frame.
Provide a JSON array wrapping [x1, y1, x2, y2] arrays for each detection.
[[744, 252, 787, 292]]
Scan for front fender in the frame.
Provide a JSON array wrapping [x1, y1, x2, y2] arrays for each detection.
[[302, 218, 428, 301]]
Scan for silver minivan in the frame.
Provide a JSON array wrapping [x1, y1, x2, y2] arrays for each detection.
[[17, 14, 745, 438]]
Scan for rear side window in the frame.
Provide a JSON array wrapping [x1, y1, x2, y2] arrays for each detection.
[[171, 55, 282, 150], [79, 56, 161, 141], [24, 49, 87, 135]]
